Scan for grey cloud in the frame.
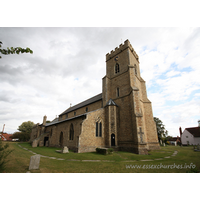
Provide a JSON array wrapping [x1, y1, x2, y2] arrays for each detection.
[[0, 64, 24, 85]]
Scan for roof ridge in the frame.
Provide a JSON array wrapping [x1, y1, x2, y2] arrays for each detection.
[[60, 93, 102, 115]]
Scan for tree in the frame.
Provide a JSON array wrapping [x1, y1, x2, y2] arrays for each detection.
[[18, 121, 35, 135], [10, 131, 30, 142], [154, 117, 168, 143], [0, 139, 12, 172], [10, 121, 35, 142], [0, 41, 33, 58]]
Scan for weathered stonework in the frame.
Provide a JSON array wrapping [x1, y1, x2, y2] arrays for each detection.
[[30, 39, 160, 154]]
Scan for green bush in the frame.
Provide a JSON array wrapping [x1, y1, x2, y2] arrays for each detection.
[[96, 148, 113, 155], [0, 140, 13, 172], [108, 148, 113, 154]]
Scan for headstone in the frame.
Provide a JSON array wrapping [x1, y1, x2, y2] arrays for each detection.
[[32, 140, 38, 147], [39, 141, 44, 147], [197, 145, 199, 150], [45, 141, 49, 147], [29, 155, 40, 170], [163, 143, 165, 146], [62, 146, 69, 153]]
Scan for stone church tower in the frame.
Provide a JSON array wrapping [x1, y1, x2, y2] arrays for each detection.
[[30, 39, 160, 154], [103, 40, 160, 154]]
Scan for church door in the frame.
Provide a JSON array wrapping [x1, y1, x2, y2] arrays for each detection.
[[44, 137, 49, 146], [111, 134, 115, 146]]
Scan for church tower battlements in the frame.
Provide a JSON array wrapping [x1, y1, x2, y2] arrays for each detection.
[[106, 39, 139, 62]]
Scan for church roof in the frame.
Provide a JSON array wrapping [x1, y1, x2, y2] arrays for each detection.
[[60, 93, 102, 116], [45, 117, 59, 126], [105, 99, 118, 107], [45, 114, 86, 127], [185, 127, 200, 137]]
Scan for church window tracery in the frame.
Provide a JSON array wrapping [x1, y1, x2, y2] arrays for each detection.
[[96, 121, 103, 137]]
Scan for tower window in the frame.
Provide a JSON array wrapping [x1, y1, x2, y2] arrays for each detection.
[[86, 107, 88, 112], [74, 112, 76, 116], [117, 87, 120, 97], [115, 63, 120, 74]]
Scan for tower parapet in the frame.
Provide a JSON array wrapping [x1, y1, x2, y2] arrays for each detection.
[[106, 39, 139, 62]]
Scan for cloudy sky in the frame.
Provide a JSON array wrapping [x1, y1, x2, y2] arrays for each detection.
[[1, 27, 200, 136]]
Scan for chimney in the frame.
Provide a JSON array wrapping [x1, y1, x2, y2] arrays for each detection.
[[179, 127, 183, 137], [198, 120, 200, 127], [43, 115, 47, 126]]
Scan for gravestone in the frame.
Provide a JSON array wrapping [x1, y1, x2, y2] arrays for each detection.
[[45, 141, 49, 147], [62, 146, 69, 153], [32, 140, 38, 147], [39, 141, 44, 147], [163, 143, 165, 146], [29, 155, 40, 170]]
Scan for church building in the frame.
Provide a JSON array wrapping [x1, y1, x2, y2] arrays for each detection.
[[30, 39, 160, 154]]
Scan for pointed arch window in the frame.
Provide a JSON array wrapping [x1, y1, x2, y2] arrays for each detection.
[[115, 63, 120, 74], [69, 123, 74, 140], [99, 122, 102, 137], [59, 132, 64, 146], [96, 121, 102, 137], [96, 122, 98, 137]]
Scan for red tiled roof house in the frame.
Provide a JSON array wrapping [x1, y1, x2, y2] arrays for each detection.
[[180, 122, 200, 145]]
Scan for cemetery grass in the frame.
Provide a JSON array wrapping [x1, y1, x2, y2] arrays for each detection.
[[2, 142, 200, 173]]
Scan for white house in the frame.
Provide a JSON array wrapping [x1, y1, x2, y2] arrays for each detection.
[[181, 127, 200, 145]]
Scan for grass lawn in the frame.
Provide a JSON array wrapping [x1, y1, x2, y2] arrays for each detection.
[[2, 142, 200, 173]]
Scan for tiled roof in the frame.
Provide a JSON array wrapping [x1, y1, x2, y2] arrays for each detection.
[[45, 118, 59, 126], [186, 127, 200, 137], [0, 133, 12, 141], [60, 93, 102, 116], [45, 114, 86, 127]]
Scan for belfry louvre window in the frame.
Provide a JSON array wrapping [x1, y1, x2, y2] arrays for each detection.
[[96, 121, 102, 137], [115, 63, 120, 74], [117, 87, 120, 97]]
